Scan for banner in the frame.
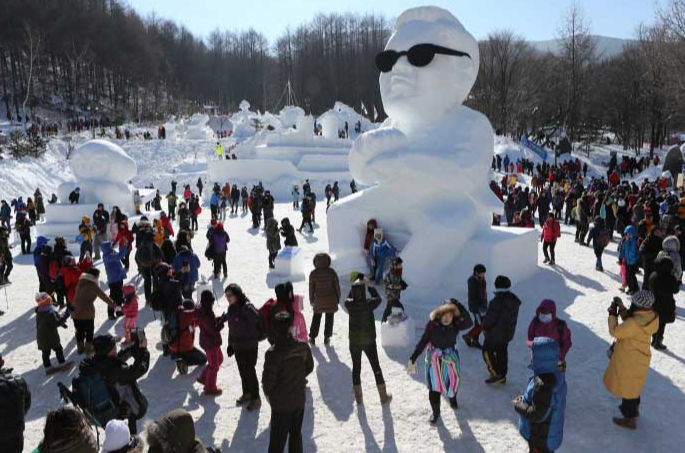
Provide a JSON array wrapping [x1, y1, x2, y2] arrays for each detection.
[[520, 136, 548, 161]]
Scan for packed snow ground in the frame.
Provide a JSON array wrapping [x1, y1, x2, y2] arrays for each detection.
[[1, 196, 685, 452]]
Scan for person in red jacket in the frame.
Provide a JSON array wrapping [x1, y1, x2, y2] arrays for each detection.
[[114, 219, 134, 271], [196, 290, 226, 396], [526, 299, 572, 371], [541, 216, 561, 265], [59, 255, 92, 306], [159, 211, 175, 238], [168, 299, 207, 374]]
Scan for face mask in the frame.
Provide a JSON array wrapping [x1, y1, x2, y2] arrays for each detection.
[[538, 313, 553, 324]]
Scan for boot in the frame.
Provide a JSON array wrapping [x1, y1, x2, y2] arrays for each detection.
[[236, 394, 252, 406], [612, 417, 637, 430], [353, 385, 364, 405], [377, 384, 392, 405], [84, 343, 95, 356], [449, 397, 458, 409], [246, 397, 261, 411], [429, 412, 440, 425], [76, 341, 85, 355]]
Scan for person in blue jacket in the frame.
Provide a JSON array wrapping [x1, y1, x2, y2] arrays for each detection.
[[172, 245, 201, 299], [514, 337, 567, 453], [369, 229, 396, 284], [210, 189, 221, 220], [101, 241, 129, 320], [619, 225, 640, 294]]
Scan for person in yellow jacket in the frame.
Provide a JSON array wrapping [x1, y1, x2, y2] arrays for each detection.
[[603, 291, 658, 430], [153, 218, 165, 247], [215, 141, 224, 160], [78, 216, 95, 260]]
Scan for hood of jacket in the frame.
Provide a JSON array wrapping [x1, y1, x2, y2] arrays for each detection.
[[36, 236, 49, 249], [147, 409, 205, 453], [529, 337, 560, 374], [81, 216, 90, 224], [100, 241, 113, 254], [429, 303, 460, 321], [266, 218, 279, 233], [662, 235, 680, 253], [624, 225, 637, 240], [655, 254, 674, 276], [535, 299, 557, 319], [313, 253, 331, 270]]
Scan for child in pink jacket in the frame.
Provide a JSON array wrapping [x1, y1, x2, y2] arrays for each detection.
[[526, 299, 572, 371], [121, 284, 139, 344]]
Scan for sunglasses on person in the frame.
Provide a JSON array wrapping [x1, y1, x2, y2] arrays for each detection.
[[375, 43, 472, 73]]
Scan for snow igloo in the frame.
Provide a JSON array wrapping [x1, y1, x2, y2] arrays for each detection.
[[327, 6, 537, 295]]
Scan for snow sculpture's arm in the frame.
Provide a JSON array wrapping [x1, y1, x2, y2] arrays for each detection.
[[349, 127, 409, 185]]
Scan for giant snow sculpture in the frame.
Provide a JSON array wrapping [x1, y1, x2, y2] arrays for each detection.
[[327, 6, 537, 293]]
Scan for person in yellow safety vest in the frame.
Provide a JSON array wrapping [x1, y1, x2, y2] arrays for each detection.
[[216, 142, 224, 159]]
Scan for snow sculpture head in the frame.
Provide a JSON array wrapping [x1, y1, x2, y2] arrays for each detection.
[[379, 6, 479, 125], [70, 139, 136, 182]]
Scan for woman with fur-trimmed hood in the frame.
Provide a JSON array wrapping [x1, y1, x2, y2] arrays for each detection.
[[409, 300, 473, 425]]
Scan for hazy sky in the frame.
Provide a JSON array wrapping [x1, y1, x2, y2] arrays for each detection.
[[129, 0, 667, 43]]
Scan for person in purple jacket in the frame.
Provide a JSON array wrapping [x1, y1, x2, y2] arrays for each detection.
[[196, 290, 226, 396], [210, 222, 230, 279], [526, 299, 572, 372]]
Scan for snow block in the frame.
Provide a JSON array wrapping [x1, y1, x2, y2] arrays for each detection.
[[196, 278, 214, 303], [44, 203, 100, 223], [274, 246, 305, 279], [381, 316, 416, 348]]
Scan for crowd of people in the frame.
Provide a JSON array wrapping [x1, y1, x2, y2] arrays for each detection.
[[0, 144, 682, 452]]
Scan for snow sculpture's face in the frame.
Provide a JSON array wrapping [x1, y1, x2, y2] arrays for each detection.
[[380, 14, 478, 125]]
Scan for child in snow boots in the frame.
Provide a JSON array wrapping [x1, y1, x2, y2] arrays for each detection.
[[482, 276, 521, 385], [463, 264, 487, 349], [266, 218, 281, 269], [514, 337, 567, 453], [409, 300, 473, 425], [35, 292, 72, 374], [121, 284, 139, 346], [381, 257, 408, 323]]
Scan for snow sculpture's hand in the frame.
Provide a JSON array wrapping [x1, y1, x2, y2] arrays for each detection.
[[406, 360, 417, 375], [349, 127, 408, 185]]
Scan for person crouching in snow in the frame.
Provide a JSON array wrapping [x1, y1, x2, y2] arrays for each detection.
[[280, 218, 298, 247], [381, 257, 407, 323], [346, 277, 392, 406], [35, 292, 72, 374], [196, 291, 226, 396], [121, 284, 139, 346], [369, 229, 396, 284], [541, 215, 560, 265], [168, 299, 208, 375], [266, 218, 281, 269], [513, 337, 567, 453], [604, 292, 658, 429], [526, 300, 572, 372], [408, 300, 473, 425]]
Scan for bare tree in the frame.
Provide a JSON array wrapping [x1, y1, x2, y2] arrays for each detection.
[[21, 23, 41, 131]]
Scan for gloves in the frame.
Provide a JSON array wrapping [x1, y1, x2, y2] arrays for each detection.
[[226, 345, 235, 357], [608, 301, 619, 317], [406, 360, 417, 375], [557, 360, 567, 373]]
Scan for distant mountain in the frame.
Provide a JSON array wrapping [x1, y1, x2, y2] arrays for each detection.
[[529, 35, 632, 59]]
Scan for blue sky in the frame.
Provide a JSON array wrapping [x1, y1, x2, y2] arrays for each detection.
[[129, 0, 667, 42]]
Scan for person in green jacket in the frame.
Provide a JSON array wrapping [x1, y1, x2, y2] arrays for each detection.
[[345, 276, 392, 406]]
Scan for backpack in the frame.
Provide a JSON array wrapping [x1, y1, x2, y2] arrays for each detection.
[[149, 288, 164, 311], [136, 241, 155, 268], [597, 227, 611, 248], [72, 372, 118, 428], [162, 311, 180, 345]]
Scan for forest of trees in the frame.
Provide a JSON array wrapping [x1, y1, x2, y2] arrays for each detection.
[[2, 0, 685, 153]]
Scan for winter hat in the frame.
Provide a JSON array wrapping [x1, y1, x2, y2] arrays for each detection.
[[216, 222, 224, 230], [93, 334, 117, 355], [374, 228, 383, 237], [35, 292, 52, 306], [101, 419, 131, 453], [123, 284, 136, 297], [273, 311, 293, 340], [473, 264, 486, 274], [630, 290, 654, 309], [494, 275, 511, 290]]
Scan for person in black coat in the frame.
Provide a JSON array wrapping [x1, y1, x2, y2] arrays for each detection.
[[482, 276, 521, 385], [280, 218, 298, 247], [0, 354, 31, 453], [224, 283, 264, 411], [639, 226, 663, 290], [648, 255, 680, 350], [409, 300, 473, 424], [83, 334, 149, 433], [262, 312, 314, 453], [345, 277, 392, 406], [463, 264, 487, 349]]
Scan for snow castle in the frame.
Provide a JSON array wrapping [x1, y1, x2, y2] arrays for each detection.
[[327, 6, 537, 295]]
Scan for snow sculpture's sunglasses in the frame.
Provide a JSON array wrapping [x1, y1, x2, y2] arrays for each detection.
[[375, 44, 472, 73]]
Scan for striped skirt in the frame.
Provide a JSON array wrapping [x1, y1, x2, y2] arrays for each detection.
[[424, 346, 461, 398]]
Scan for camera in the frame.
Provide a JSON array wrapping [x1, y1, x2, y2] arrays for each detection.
[[130, 328, 146, 349]]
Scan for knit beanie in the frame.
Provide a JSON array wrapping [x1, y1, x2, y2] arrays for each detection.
[[494, 275, 511, 290], [123, 284, 136, 297], [93, 334, 116, 356], [35, 292, 52, 306], [101, 419, 131, 453], [630, 290, 654, 309]]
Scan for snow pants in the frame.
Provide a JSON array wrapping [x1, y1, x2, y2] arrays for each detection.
[[269, 408, 304, 453], [235, 348, 260, 398], [483, 341, 509, 377], [350, 343, 385, 386], [199, 348, 223, 392]]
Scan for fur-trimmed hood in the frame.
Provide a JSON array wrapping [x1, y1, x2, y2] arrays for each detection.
[[430, 303, 460, 321]]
